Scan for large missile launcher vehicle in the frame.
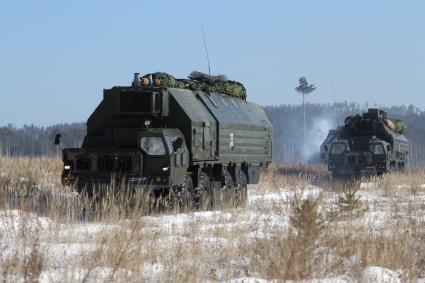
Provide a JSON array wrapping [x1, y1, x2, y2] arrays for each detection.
[[60, 72, 273, 209], [328, 109, 408, 178]]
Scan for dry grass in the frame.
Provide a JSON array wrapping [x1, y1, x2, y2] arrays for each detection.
[[0, 157, 425, 282]]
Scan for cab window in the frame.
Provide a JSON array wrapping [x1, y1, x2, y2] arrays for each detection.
[[369, 143, 385, 155], [330, 143, 346, 155], [323, 132, 337, 144], [140, 137, 166, 156]]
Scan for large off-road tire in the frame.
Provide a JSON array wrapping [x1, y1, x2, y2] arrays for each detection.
[[223, 171, 236, 208], [212, 181, 222, 210], [196, 173, 213, 211], [180, 175, 194, 212], [142, 189, 158, 214], [236, 171, 248, 207], [213, 170, 246, 209]]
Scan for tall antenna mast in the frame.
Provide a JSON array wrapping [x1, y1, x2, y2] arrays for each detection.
[[201, 25, 211, 76]]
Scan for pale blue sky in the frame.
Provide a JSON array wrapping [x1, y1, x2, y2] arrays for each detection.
[[0, 1, 424, 126]]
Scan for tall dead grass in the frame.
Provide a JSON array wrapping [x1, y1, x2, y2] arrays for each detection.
[[0, 157, 425, 281]]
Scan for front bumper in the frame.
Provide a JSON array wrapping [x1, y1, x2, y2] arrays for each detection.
[[330, 165, 383, 179], [62, 172, 170, 191]]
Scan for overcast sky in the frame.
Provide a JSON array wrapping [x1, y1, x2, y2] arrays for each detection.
[[0, 0, 424, 126]]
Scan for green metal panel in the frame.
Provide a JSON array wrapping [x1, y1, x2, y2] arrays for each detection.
[[196, 92, 272, 164], [167, 89, 272, 165], [165, 88, 217, 161]]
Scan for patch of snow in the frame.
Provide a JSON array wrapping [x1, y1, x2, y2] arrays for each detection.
[[362, 211, 391, 225], [141, 261, 164, 275], [283, 267, 400, 283], [249, 186, 322, 205], [0, 209, 52, 234], [39, 266, 132, 283], [42, 242, 100, 262], [360, 182, 378, 190], [19, 176, 29, 182], [311, 277, 353, 283], [228, 277, 275, 283], [361, 266, 400, 283], [396, 184, 411, 189]]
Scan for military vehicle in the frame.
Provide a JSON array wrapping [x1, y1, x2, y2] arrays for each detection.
[[327, 108, 408, 178], [60, 72, 273, 209]]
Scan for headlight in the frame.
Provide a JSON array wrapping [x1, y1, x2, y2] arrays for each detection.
[[144, 119, 152, 128], [161, 166, 169, 172], [64, 165, 71, 170]]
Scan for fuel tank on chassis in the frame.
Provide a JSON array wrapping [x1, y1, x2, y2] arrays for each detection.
[[61, 74, 272, 207]]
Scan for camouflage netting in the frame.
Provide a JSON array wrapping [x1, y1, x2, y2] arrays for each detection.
[[345, 115, 407, 135], [385, 119, 406, 134], [142, 72, 247, 100]]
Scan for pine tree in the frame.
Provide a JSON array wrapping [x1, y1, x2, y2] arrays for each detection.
[[295, 77, 316, 159]]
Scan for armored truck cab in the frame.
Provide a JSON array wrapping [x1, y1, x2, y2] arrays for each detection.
[[327, 108, 408, 178], [62, 73, 273, 208], [320, 129, 340, 163]]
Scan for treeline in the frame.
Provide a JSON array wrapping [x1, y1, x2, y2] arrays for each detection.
[[0, 123, 85, 157], [264, 102, 425, 166], [1, 103, 425, 166]]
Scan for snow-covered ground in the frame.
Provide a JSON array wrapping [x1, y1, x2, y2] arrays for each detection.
[[1, 180, 425, 282]]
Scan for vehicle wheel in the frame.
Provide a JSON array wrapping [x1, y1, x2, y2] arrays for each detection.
[[143, 190, 158, 214], [389, 162, 396, 172], [75, 177, 85, 194], [196, 173, 212, 211], [181, 175, 194, 212], [212, 181, 222, 210], [223, 171, 235, 208], [236, 172, 248, 207]]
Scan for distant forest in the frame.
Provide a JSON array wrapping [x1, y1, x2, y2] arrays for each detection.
[[1, 103, 425, 166], [0, 123, 86, 157]]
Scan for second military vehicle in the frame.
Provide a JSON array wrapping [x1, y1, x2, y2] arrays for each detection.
[[60, 72, 273, 209], [327, 108, 408, 178]]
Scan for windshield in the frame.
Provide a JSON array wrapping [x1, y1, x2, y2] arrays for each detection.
[[140, 136, 166, 156], [165, 136, 178, 153], [323, 131, 337, 144], [369, 143, 385, 155], [331, 143, 346, 155]]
